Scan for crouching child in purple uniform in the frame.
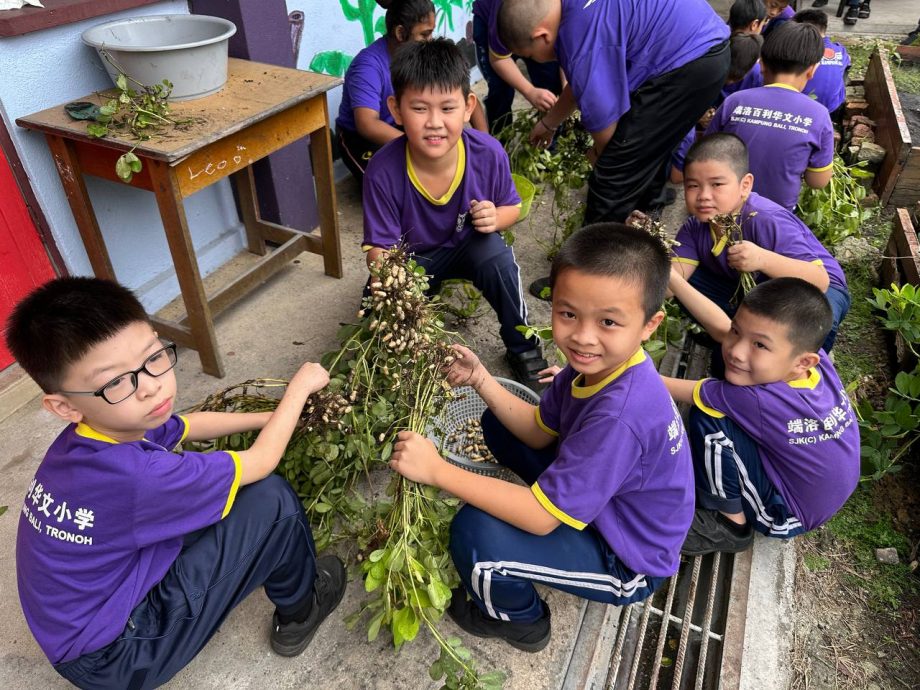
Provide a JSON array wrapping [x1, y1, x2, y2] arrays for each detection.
[[666, 133, 850, 355], [362, 38, 548, 387], [8, 278, 345, 689], [387, 224, 694, 651], [793, 9, 851, 126], [662, 276, 860, 555]]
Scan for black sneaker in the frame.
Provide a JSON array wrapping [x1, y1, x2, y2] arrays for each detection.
[[528, 276, 551, 301], [681, 509, 754, 557], [506, 348, 549, 392], [447, 589, 552, 652], [270, 554, 346, 657], [844, 6, 859, 24], [857, 0, 870, 18], [811, 0, 828, 6]]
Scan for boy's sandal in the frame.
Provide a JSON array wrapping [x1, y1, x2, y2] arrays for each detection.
[[506, 349, 549, 388], [857, 2, 870, 18]]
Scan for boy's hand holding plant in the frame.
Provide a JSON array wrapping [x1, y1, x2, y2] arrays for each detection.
[[726, 240, 766, 273], [389, 431, 444, 486], [445, 344, 487, 390], [288, 361, 330, 396]]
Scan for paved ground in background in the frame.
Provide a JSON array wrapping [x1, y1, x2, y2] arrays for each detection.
[[1, 2, 918, 686]]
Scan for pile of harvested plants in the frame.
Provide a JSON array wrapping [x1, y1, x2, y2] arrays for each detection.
[[190, 247, 504, 688]]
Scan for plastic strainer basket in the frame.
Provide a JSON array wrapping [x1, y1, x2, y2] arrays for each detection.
[[428, 377, 539, 476]]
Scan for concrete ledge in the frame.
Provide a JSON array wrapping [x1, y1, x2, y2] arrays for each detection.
[[0, 366, 41, 424]]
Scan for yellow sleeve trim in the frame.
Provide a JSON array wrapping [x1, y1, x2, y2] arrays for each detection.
[[693, 379, 725, 418], [811, 259, 824, 265], [535, 407, 559, 437], [806, 162, 833, 172], [672, 256, 699, 266], [178, 415, 190, 443], [532, 482, 587, 530], [221, 451, 242, 519], [489, 48, 513, 60], [362, 244, 378, 252]]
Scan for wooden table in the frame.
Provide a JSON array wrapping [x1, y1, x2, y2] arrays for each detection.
[[17, 59, 343, 377]]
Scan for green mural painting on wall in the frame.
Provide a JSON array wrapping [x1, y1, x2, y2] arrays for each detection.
[[309, 50, 354, 77], [308, 0, 472, 77]]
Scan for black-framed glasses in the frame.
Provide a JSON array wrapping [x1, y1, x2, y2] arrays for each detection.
[[60, 342, 178, 405]]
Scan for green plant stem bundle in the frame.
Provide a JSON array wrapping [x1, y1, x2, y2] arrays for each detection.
[[193, 248, 504, 688], [797, 156, 876, 246], [711, 211, 758, 303]]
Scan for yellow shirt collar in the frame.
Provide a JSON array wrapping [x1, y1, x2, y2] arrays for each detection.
[[787, 367, 821, 389], [571, 349, 647, 398], [406, 137, 465, 206]]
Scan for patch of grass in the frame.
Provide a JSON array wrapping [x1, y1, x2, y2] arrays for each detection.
[[832, 213, 890, 392], [803, 552, 831, 572], [823, 488, 917, 611], [836, 37, 920, 95]]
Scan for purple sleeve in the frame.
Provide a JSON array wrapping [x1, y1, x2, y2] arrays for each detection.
[[534, 416, 641, 527], [145, 415, 188, 450], [536, 372, 566, 434], [131, 448, 241, 548], [807, 112, 834, 171], [345, 53, 388, 113], [487, 9, 511, 58], [697, 379, 764, 439], [672, 220, 702, 264], [752, 213, 827, 266], [362, 157, 403, 249], [568, 50, 630, 132], [491, 142, 521, 208]]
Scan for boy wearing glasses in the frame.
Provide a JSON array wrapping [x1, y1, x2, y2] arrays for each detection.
[[7, 277, 344, 689]]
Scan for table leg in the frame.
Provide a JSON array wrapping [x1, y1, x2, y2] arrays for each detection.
[[147, 160, 225, 378], [308, 97, 343, 279], [232, 167, 268, 256], [45, 135, 116, 279]]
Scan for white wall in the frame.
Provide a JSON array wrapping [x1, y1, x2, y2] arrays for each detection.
[[0, 1, 245, 312], [292, 0, 477, 134]]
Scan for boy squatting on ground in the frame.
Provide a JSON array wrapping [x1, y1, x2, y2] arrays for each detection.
[[8, 278, 345, 689], [498, 0, 730, 226], [793, 9, 851, 124], [388, 224, 695, 651], [706, 21, 834, 212], [362, 38, 549, 386], [662, 276, 860, 555], [666, 133, 850, 355]]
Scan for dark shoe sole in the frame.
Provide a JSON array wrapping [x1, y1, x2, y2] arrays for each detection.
[[448, 609, 551, 653], [680, 538, 753, 557]]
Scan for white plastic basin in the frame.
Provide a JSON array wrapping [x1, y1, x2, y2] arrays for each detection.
[[82, 14, 237, 101]]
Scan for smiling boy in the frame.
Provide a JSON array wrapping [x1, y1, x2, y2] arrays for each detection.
[[8, 278, 344, 688], [362, 37, 548, 387], [668, 133, 849, 354], [388, 224, 693, 651], [662, 277, 860, 555]]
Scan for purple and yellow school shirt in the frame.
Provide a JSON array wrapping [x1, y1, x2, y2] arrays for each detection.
[[335, 36, 395, 134], [533, 350, 694, 577], [554, 0, 728, 132], [706, 84, 834, 210], [693, 351, 860, 530], [363, 128, 520, 253], [16, 415, 241, 664], [473, 0, 512, 59], [803, 37, 850, 113], [673, 192, 848, 293]]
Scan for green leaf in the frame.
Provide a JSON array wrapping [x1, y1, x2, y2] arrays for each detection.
[[115, 154, 135, 182], [367, 609, 385, 642], [427, 578, 452, 609], [368, 548, 387, 562], [116, 73, 128, 91], [86, 123, 109, 138], [0, 505, 7, 517], [313, 502, 333, 513], [392, 606, 419, 645]]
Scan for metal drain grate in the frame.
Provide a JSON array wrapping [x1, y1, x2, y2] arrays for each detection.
[[561, 338, 754, 690]]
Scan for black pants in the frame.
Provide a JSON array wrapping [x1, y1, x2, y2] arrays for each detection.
[[338, 126, 381, 184], [55, 476, 317, 690], [585, 40, 730, 224]]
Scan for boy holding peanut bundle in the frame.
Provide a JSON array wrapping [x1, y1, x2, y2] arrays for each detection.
[[389, 224, 694, 651], [362, 38, 548, 387]]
